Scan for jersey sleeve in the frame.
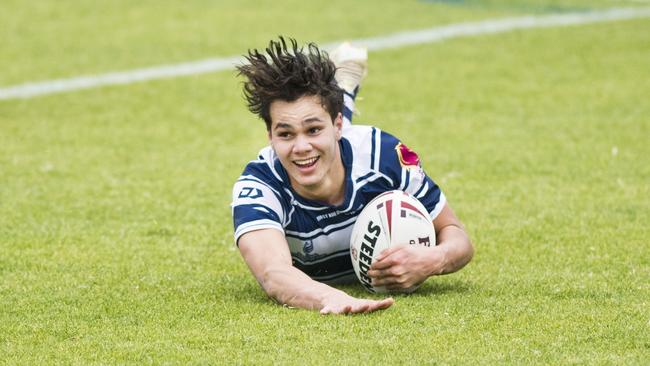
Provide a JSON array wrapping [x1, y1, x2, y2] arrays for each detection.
[[231, 173, 286, 245], [378, 131, 447, 220]]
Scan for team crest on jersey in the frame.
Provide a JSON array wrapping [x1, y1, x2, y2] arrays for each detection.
[[303, 240, 314, 254], [395, 143, 421, 169]]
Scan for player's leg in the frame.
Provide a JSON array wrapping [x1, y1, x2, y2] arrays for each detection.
[[330, 42, 367, 126], [341, 90, 357, 127]]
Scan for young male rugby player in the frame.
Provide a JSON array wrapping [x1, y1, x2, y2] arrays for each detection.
[[232, 37, 473, 315]]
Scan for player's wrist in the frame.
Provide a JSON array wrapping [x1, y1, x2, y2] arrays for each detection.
[[427, 245, 450, 276]]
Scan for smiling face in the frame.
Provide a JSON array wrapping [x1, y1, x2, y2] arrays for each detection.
[[269, 95, 345, 204]]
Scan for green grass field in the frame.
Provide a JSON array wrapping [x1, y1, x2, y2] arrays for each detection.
[[1, 1, 649, 364]]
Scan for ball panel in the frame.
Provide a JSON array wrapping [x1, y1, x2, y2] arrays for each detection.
[[350, 207, 388, 292]]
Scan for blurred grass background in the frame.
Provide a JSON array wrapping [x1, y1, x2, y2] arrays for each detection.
[[1, 1, 649, 364]]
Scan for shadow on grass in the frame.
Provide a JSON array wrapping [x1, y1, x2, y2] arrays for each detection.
[[338, 278, 473, 299], [215, 272, 473, 311], [409, 279, 472, 297]]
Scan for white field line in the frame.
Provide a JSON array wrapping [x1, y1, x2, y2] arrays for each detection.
[[1, 7, 649, 101]]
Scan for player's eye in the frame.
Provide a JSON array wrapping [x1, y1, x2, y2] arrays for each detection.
[[308, 127, 322, 134], [277, 131, 292, 139]]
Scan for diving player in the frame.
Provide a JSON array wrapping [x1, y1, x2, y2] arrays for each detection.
[[232, 37, 473, 314]]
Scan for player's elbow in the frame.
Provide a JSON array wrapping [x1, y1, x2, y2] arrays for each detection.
[[465, 238, 475, 263], [457, 228, 474, 263], [447, 227, 474, 272]]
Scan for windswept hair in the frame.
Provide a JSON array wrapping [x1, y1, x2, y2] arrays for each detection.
[[236, 37, 343, 130]]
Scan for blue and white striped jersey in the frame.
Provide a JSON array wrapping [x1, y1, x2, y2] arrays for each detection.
[[231, 124, 446, 284]]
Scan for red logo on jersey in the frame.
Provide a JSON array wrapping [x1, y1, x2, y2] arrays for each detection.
[[395, 143, 420, 169]]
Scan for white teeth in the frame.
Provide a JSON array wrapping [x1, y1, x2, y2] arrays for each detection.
[[294, 157, 318, 166]]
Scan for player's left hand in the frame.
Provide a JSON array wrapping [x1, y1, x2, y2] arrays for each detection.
[[367, 245, 444, 291]]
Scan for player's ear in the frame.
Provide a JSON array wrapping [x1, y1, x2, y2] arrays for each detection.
[[334, 113, 343, 140]]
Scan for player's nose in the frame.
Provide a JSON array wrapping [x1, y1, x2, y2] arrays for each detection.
[[292, 134, 312, 154]]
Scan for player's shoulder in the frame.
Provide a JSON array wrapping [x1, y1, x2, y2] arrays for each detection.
[[237, 146, 284, 185], [231, 146, 288, 241], [378, 129, 421, 172], [232, 146, 287, 200], [344, 124, 419, 174], [341, 125, 381, 178], [342, 124, 376, 143]]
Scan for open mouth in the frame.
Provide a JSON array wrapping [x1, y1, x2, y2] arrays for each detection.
[[293, 156, 320, 169]]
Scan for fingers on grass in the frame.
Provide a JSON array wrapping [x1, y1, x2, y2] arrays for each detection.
[[354, 303, 370, 314], [321, 299, 393, 315], [368, 298, 394, 312]]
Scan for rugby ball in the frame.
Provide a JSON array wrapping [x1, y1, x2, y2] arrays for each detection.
[[349, 190, 435, 293]]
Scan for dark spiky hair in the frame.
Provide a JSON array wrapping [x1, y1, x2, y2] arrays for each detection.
[[236, 37, 343, 130]]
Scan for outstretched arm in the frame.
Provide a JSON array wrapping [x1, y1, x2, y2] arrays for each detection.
[[238, 229, 394, 314], [368, 203, 473, 291]]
